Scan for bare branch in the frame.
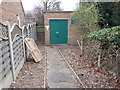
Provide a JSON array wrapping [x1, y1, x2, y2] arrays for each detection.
[[33, 0, 62, 25]]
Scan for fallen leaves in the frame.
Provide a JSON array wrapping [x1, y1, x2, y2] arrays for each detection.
[[10, 45, 46, 88], [59, 45, 120, 89]]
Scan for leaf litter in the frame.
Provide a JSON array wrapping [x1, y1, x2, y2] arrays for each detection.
[[58, 45, 120, 89]]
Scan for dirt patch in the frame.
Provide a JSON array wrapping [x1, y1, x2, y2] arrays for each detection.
[[10, 59, 45, 88], [58, 45, 120, 88]]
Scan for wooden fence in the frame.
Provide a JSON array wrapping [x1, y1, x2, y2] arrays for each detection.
[[0, 21, 36, 89]]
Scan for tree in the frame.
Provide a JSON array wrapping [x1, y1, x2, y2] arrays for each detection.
[[33, 0, 62, 26], [51, 1, 62, 11], [71, 2, 99, 34], [37, 0, 62, 11], [34, 6, 44, 26], [96, 2, 120, 28]]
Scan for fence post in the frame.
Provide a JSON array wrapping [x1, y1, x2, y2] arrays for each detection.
[[6, 21, 16, 81], [32, 24, 34, 40], [34, 22, 37, 40], [22, 26, 26, 61], [27, 25, 30, 38], [31, 24, 33, 39]]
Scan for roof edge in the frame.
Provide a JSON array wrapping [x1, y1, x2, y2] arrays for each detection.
[[44, 11, 73, 13], [20, 0, 25, 16]]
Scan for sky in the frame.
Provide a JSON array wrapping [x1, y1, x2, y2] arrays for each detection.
[[1, 0, 119, 11], [21, 0, 79, 11]]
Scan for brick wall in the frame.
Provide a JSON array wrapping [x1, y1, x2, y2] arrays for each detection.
[[0, 0, 25, 27], [0, 4, 2, 21], [44, 12, 81, 45]]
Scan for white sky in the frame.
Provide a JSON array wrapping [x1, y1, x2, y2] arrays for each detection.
[[1, 0, 119, 11], [21, 0, 79, 11]]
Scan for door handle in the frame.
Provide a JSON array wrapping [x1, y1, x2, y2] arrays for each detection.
[[56, 32, 59, 37]]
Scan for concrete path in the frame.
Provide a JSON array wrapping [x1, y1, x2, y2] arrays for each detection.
[[45, 46, 78, 88]]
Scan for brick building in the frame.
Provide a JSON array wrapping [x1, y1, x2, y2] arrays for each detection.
[[44, 11, 81, 45], [0, 0, 25, 27]]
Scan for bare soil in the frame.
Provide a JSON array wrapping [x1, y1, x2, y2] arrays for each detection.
[[58, 45, 120, 89]]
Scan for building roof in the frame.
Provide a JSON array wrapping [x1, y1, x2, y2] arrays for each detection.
[[44, 11, 73, 13], [0, 0, 25, 16], [20, 1, 25, 16]]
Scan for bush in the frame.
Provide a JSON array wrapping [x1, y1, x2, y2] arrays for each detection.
[[86, 26, 120, 49], [96, 2, 120, 28], [83, 26, 120, 75]]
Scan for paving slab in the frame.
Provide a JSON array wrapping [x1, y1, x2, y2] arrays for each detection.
[[45, 46, 78, 88]]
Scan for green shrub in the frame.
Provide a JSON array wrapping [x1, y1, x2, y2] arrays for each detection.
[[71, 3, 99, 32], [85, 26, 120, 48], [96, 2, 120, 27]]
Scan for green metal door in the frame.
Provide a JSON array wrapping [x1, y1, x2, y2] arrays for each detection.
[[50, 19, 68, 44]]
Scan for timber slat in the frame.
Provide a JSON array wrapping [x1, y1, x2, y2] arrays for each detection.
[[24, 38, 42, 62]]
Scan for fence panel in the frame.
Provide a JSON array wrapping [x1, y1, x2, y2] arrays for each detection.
[[0, 22, 36, 89], [27, 23, 37, 40], [13, 36, 24, 71], [11, 24, 25, 78], [0, 22, 13, 89]]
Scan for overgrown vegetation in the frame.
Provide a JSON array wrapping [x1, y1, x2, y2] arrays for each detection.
[[71, 2, 99, 32], [96, 2, 120, 28], [72, 2, 120, 76], [86, 26, 120, 49]]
